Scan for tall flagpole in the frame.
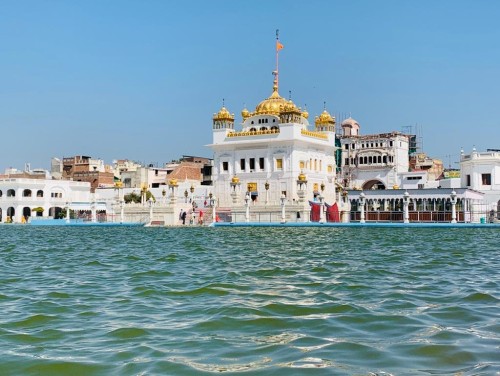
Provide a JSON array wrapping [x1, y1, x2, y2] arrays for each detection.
[[276, 29, 279, 89]]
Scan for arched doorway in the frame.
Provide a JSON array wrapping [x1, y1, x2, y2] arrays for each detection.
[[23, 207, 31, 219], [49, 207, 63, 218], [362, 180, 386, 190], [7, 207, 15, 222]]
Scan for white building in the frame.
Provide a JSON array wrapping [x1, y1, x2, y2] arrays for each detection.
[[208, 76, 339, 213], [339, 118, 410, 190], [460, 148, 500, 219], [0, 177, 95, 223]]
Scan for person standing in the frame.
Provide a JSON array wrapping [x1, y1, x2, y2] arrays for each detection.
[[181, 210, 187, 225]]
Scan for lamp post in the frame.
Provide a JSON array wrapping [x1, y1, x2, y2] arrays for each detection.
[[450, 190, 457, 223], [184, 189, 188, 203], [280, 193, 286, 223], [403, 191, 410, 224], [230, 176, 241, 205], [209, 193, 216, 223], [359, 192, 366, 224], [265, 181, 270, 205], [319, 195, 325, 223], [320, 182, 326, 223], [148, 197, 154, 225], [190, 184, 195, 202], [141, 184, 147, 205], [244, 192, 250, 222], [120, 200, 124, 224], [91, 199, 97, 223]]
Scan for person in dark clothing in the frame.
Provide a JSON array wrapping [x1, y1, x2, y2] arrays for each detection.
[[181, 210, 187, 225]]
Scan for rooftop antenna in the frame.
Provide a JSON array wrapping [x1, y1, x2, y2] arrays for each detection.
[[288, 90, 292, 100]]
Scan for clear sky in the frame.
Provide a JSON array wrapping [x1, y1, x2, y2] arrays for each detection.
[[1, 0, 499, 171]]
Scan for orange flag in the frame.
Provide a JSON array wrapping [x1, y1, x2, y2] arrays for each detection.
[[276, 41, 284, 51]]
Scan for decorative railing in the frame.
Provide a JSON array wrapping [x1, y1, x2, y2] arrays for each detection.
[[226, 129, 280, 138], [300, 129, 328, 140]]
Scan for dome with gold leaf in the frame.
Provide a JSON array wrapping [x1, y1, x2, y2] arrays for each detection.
[[213, 106, 235, 122], [241, 107, 250, 120], [254, 80, 288, 116], [315, 109, 336, 126]]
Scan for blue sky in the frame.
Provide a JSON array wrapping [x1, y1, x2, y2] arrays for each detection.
[[1, 0, 499, 170]]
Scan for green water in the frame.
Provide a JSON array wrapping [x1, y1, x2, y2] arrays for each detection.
[[0, 226, 499, 375]]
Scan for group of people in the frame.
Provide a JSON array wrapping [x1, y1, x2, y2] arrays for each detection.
[[179, 209, 204, 225]]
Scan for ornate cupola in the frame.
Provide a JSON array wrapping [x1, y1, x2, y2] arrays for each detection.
[[241, 106, 251, 121], [279, 95, 302, 124], [213, 100, 235, 130], [341, 117, 360, 136], [315, 103, 336, 132]]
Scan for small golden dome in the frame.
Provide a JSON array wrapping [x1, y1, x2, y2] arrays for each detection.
[[315, 109, 336, 126], [231, 176, 240, 184], [302, 108, 309, 119], [168, 178, 178, 186], [213, 106, 235, 122], [393, 184, 399, 189], [298, 172, 307, 181], [241, 107, 250, 120]]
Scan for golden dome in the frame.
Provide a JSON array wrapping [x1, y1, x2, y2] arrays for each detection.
[[241, 107, 250, 120], [231, 176, 240, 184], [315, 109, 336, 126], [213, 106, 234, 122], [168, 178, 178, 186], [298, 172, 307, 181], [254, 79, 288, 115], [302, 108, 309, 119]]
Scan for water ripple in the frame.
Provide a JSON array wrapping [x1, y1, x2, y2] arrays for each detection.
[[0, 226, 499, 375]]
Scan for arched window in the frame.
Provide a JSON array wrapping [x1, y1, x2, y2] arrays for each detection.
[[37, 190, 44, 197], [249, 127, 256, 132], [23, 189, 32, 197], [7, 189, 15, 197], [271, 126, 278, 131], [260, 127, 267, 131], [0, 190, 2, 197]]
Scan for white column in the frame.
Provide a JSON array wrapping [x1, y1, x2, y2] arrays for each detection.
[[359, 192, 366, 223], [120, 201, 124, 224], [319, 195, 325, 223], [211, 196, 217, 223], [403, 191, 410, 224], [91, 197, 97, 223], [280, 194, 286, 223], [450, 190, 457, 223], [245, 193, 250, 222], [148, 198, 154, 225], [65, 202, 70, 223]]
